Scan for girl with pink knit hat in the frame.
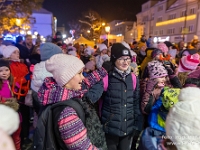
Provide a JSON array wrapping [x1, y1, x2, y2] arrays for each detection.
[[140, 60, 181, 115], [177, 53, 200, 86]]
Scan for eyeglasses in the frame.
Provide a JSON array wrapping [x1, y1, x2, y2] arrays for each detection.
[[117, 57, 131, 63]]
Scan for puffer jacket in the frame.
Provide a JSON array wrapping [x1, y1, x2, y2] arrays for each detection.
[[31, 61, 53, 92], [140, 75, 181, 115], [101, 69, 143, 137]]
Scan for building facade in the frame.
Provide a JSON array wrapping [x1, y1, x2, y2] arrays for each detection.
[[108, 20, 135, 43], [31, 8, 55, 37], [136, 0, 200, 43]]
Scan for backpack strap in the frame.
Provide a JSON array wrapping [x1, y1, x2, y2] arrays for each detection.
[[52, 98, 85, 124], [131, 73, 137, 90], [103, 74, 108, 91], [103, 73, 137, 91]]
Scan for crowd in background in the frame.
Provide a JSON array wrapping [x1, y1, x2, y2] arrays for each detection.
[[0, 31, 200, 150]]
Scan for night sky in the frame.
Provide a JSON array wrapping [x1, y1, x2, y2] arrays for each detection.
[[43, 0, 148, 29]]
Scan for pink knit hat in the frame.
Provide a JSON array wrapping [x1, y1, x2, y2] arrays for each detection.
[[147, 60, 168, 79], [178, 53, 200, 72], [157, 43, 168, 53], [45, 54, 85, 86]]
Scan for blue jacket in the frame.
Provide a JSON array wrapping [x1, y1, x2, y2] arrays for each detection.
[[148, 98, 167, 132], [101, 69, 143, 137]]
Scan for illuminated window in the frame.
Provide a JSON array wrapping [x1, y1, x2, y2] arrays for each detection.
[[190, 8, 195, 14]]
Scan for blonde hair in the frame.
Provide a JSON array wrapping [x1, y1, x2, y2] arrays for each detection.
[[178, 72, 188, 86]]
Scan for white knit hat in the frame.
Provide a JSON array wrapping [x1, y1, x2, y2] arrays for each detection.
[[0, 105, 19, 135], [121, 41, 131, 50], [2, 46, 19, 58], [0, 128, 15, 150], [45, 54, 85, 86], [98, 43, 107, 51], [166, 87, 200, 150]]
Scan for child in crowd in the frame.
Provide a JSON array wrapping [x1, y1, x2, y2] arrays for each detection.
[[0, 59, 21, 150], [166, 87, 200, 150], [100, 43, 143, 150], [1, 46, 31, 148], [177, 53, 200, 86], [0, 104, 20, 150], [141, 60, 181, 115], [95, 43, 109, 68], [35, 54, 108, 149], [31, 43, 62, 114], [139, 87, 180, 150]]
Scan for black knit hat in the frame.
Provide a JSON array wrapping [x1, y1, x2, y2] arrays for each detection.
[[111, 43, 131, 64], [0, 59, 10, 69]]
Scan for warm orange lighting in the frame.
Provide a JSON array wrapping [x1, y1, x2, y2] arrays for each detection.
[[105, 26, 110, 33], [156, 14, 196, 26], [16, 19, 21, 26], [102, 22, 105, 26]]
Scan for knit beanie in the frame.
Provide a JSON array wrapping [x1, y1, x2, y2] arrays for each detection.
[[98, 43, 107, 52], [157, 42, 168, 53], [45, 54, 85, 87], [121, 41, 131, 50], [85, 60, 95, 71], [151, 48, 163, 58], [0, 59, 10, 69], [111, 43, 131, 64], [147, 60, 168, 79], [164, 41, 173, 48], [2, 46, 19, 58], [0, 128, 16, 150], [0, 105, 19, 135], [161, 87, 180, 110], [40, 43, 62, 61], [166, 87, 200, 150], [178, 53, 200, 72]]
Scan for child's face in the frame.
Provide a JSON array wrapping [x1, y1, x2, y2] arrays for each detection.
[[155, 76, 166, 88], [10, 50, 19, 61], [115, 56, 131, 71], [0, 66, 10, 80], [65, 69, 85, 90]]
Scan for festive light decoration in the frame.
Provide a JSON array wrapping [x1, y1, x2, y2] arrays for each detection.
[[156, 14, 196, 26], [65, 37, 75, 45]]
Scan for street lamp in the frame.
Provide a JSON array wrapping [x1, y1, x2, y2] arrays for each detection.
[[105, 26, 110, 47], [27, 31, 32, 35], [87, 30, 90, 33], [34, 31, 38, 36], [102, 22, 105, 26]]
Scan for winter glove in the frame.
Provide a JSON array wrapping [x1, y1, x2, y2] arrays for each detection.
[[25, 73, 31, 81]]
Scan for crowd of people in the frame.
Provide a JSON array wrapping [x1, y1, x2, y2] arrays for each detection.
[[0, 32, 200, 150]]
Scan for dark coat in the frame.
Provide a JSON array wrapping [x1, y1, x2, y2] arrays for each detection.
[[101, 69, 143, 137]]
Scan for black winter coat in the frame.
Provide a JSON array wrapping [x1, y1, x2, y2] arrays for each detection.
[[101, 69, 143, 137]]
